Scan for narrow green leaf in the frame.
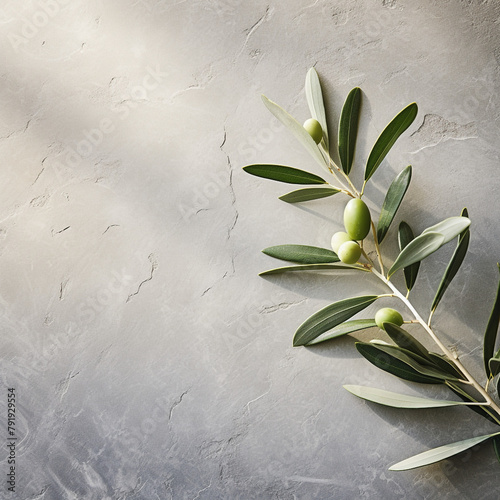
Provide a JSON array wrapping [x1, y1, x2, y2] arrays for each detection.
[[293, 296, 379, 346], [389, 232, 445, 278], [359, 342, 460, 382], [364, 102, 418, 182], [259, 263, 367, 276], [377, 165, 412, 243], [261, 95, 329, 173], [484, 264, 500, 377], [307, 319, 377, 345], [262, 244, 339, 264], [305, 68, 329, 151], [279, 187, 339, 203], [355, 342, 444, 384], [431, 209, 470, 313], [338, 87, 361, 175], [383, 323, 431, 361], [447, 382, 499, 425], [344, 385, 471, 409], [243, 164, 326, 185], [493, 436, 500, 465], [422, 216, 471, 245], [427, 353, 464, 379], [389, 433, 500, 471], [398, 221, 420, 291]]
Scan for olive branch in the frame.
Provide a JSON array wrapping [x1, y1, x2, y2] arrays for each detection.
[[242, 68, 500, 471]]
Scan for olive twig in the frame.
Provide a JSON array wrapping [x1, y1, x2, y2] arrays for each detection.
[[372, 267, 500, 419]]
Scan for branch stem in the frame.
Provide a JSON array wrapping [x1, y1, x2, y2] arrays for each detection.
[[371, 268, 500, 418]]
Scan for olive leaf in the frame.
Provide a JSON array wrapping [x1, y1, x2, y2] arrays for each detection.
[[358, 342, 460, 382], [377, 165, 412, 244], [388, 232, 445, 278], [493, 437, 500, 465], [355, 342, 446, 384], [338, 87, 361, 175], [447, 382, 499, 425], [305, 68, 329, 151], [430, 208, 470, 313], [398, 221, 420, 291], [243, 164, 326, 185], [364, 102, 418, 182], [484, 264, 500, 377], [279, 187, 340, 203], [259, 263, 367, 276], [262, 244, 339, 264], [389, 217, 471, 278], [261, 95, 330, 174], [389, 433, 500, 471], [421, 216, 471, 245], [293, 296, 379, 346], [427, 353, 464, 379], [307, 319, 377, 345], [344, 385, 471, 409], [382, 322, 431, 362]]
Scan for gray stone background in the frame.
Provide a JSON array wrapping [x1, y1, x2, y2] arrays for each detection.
[[1, 0, 500, 498]]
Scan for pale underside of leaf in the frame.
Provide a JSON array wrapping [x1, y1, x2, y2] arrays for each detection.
[[259, 263, 367, 276], [388, 232, 445, 278], [307, 319, 376, 345], [305, 68, 329, 151], [344, 385, 471, 409], [389, 433, 500, 471], [422, 216, 471, 245], [261, 95, 330, 174]]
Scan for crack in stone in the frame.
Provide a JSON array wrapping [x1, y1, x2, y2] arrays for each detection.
[[220, 127, 239, 241], [410, 113, 477, 153], [126, 253, 158, 303], [235, 6, 272, 61], [259, 299, 306, 314], [52, 226, 70, 236], [169, 390, 188, 421], [192, 480, 212, 500], [57, 371, 80, 401], [59, 278, 70, 300], [102, 224, 119, 235]]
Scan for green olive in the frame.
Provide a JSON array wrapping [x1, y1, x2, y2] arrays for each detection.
[[331, 231, 353, 254], [337, 241, 361, 264], [375, 307, 404, 330], [343, 198, 371, 241], [303, 118, 323, 144]]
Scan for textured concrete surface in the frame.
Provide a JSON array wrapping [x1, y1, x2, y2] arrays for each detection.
[[1, 0, 500, 498]]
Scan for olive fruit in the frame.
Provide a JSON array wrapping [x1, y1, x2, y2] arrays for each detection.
[[375, 307, 404, 330], [343, 198, 371, 241], [303, 118, 323, 144], [331, 231, 353, 254], [337, 241, 361, 264]]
